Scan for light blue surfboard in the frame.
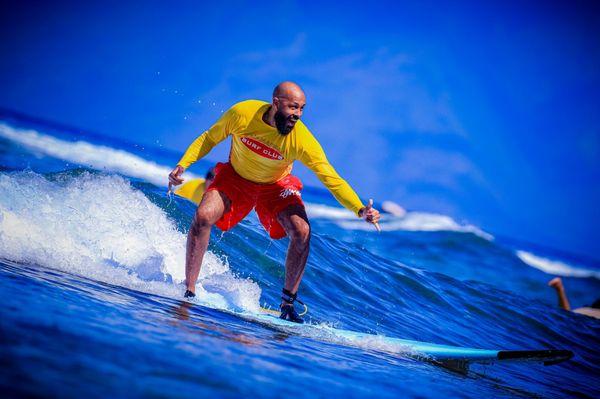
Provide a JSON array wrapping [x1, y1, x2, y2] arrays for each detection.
[[237, 310, 573, 370]]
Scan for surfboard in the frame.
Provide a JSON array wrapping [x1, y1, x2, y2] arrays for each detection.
[[239, 308, 573, 371]]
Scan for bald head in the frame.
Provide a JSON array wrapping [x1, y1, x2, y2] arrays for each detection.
[[273, 81, 306, 102], [269, 81, 306, 135]]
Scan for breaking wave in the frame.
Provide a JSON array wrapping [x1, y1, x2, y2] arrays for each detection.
[[0, 170, 260, 311]]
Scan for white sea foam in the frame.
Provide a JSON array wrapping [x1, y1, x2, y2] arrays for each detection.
[[0, 122, 199, 187], [305, 203, 493, 240], [516, 250, 600, 279], [0, 171, 260, 311]]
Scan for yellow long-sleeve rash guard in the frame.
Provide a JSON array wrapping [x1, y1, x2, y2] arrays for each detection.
[[177, 100, 365, 216]]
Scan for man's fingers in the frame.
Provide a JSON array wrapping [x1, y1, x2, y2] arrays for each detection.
[[373, 212, 381, 223], [366, 215, 380, 223], [362, 199, 381, 232], [168, 174, 184, 185], [366, 208, 381, 234], [168, 165, 185, 187], [365, 208, 380, 219]]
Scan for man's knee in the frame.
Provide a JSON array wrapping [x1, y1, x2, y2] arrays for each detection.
[[194, 208, 213, 226], [288, 218, 311, 244], [190, 190, 228, 235], [190, 207, 217, 235], [277, 204, 311, 243]]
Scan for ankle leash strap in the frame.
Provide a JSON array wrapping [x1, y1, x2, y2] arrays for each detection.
[[281, 288, 305, 306]]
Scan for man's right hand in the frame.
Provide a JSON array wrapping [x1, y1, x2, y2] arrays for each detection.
[[168, 165, 185, 192]]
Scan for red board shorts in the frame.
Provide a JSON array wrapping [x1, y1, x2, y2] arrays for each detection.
[[206, 162, 305, 239]]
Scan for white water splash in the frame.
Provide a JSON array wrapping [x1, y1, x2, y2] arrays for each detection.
[[0, 171, 261, 311]]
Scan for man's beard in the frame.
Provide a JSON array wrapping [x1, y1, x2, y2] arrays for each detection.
[[274, 110, 294, 135]]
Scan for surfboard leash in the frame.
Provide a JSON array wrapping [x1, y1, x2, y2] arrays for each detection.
[[282, 288, 309, 316]]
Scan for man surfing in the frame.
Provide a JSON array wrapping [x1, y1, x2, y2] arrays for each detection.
[[169, 82, 380, 323]]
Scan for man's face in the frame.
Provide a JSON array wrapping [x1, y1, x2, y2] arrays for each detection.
[[273, 96, 306, 135]]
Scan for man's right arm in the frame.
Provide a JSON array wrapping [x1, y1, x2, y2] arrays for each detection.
[[169, 107, 239, 190], [177, 107, 238, 170]]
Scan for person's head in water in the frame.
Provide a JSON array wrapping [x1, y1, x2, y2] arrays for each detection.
[[271, 82, 306, 135]]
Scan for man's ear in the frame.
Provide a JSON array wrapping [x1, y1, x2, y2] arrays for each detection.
[[272, 97, 280, 109]]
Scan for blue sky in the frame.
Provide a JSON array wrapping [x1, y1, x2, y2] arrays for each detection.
[[1, 1, 599, 259]]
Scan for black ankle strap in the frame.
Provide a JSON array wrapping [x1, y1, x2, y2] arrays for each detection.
[[281, 289, 306, 307], [281, 288, 297, 304]]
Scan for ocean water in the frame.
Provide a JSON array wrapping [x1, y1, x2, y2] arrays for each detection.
[[1, 118, 599, 398]]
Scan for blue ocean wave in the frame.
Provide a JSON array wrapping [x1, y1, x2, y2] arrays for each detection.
[[1, 122, 599, 397]]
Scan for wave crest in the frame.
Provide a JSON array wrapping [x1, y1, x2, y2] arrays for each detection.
[[516, 250, 600, 279], [0, 170, 260, 310], [0, 123, 198, 186]]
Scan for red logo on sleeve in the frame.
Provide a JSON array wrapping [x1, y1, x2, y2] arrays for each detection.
[[240, 137, 284, 160]]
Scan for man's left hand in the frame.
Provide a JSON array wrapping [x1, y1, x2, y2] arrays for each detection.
[[359, 199, 381, 231]]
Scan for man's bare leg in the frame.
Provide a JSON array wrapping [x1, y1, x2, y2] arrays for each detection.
[[185, 190, 230, 294], [277, 205, 311, 297]]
